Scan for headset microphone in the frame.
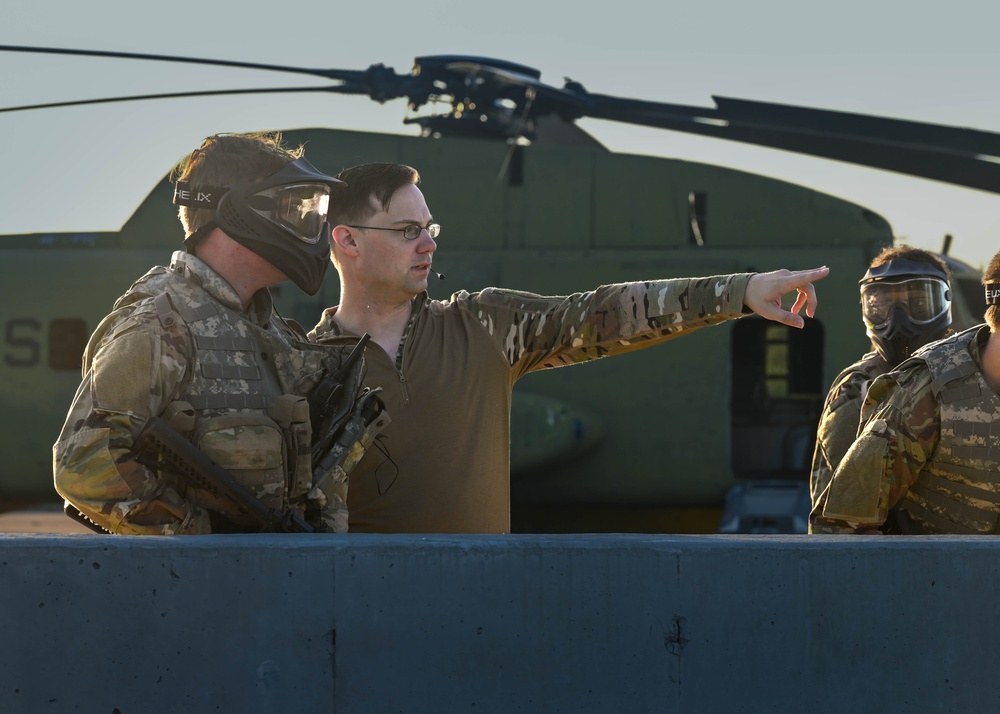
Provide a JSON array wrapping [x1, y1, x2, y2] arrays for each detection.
[[430, 268, 446, 280]]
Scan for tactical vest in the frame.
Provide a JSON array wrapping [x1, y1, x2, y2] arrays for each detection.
[[896, 326, 1000, 534], [108, 259, 386, 532], [825, 351, 887, 412]]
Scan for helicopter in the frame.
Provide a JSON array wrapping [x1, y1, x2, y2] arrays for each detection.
[[0, 46, 993, 533]]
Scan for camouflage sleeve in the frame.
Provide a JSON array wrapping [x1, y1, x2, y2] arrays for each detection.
[[808, 369, 868, 506], [462, 274, 751, 376], [809, 365, 939, 534], [52, 306, 213, 535]]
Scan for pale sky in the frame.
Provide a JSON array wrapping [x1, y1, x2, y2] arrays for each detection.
[[3, 0, 1000, 268]]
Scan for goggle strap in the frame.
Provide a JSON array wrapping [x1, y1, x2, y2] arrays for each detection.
[[173, 182, 228, 209], [986, 283, 1000, 306]]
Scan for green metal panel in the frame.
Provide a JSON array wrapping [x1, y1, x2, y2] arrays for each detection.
[[522, 147, 596, 249]]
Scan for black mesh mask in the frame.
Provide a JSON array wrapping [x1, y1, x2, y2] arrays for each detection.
[[174, 158, 345, 295], [859, 258, 952, 366]]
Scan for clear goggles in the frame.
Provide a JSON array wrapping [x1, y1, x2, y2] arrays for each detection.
[[245, 183, 332, 244], [860, 277, 951, 327]]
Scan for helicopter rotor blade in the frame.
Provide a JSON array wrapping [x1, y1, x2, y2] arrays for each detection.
[[0, 44, 422, 111], [0, 44, 360, 81], [712, 96, 1000, 159], [0, 85, 360, 114], [578, 91, 1000, 160], [5, 45, 1000, 193], [407, 56, 1000, 192], [570, 90, 1000, 194]]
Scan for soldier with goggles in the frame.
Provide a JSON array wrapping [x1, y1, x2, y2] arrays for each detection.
[[808, 247, 953, 512], [54, 132, 388, 535], [859, 259, 952, 365], [811, 247, 1000, 535], [172, 154, 340, 294]]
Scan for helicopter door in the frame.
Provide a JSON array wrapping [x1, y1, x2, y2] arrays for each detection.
[[729, 318, 824, 480], [723, 318, 823, 533]]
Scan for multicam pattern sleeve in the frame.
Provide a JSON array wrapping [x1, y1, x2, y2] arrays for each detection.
[[809, 365, 939, 533], [808, 354, 890, 507], [809, 369, 868, 506], [52, 304, 213, 535], [459, 274, 752, 377]]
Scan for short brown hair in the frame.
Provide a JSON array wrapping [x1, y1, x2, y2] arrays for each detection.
[[329, 162, 421, 227], [170, 132, 303, 236]]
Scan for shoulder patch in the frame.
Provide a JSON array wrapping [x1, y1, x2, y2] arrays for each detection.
[[823, 432, 890, 523], [92, 330, 154, 421]]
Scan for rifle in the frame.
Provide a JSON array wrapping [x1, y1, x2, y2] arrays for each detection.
[[64, 502, 111, 534], [134, 416, 314, 533], [308, 334, 372, 469]]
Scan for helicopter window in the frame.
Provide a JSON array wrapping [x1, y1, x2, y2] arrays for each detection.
[[688, 192, 707, 246], [49, 319, 88, 371], [764, 325, 790, 397], [730, 318, 824, 480]]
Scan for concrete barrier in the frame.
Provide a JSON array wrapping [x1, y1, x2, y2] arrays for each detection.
[[1, 533, 997, 713]]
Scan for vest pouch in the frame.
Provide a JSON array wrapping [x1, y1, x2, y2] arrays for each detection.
[[191, 414, 287, 520], [269, 394, 313, 499]]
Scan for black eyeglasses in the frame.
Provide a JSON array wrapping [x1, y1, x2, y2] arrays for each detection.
[[347, 223, 441, 241]]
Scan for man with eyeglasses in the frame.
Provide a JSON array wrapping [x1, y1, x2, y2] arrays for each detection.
[[811, 248, 1000, 534], [311, 161, 829, 533], [807, 246, 953, 516], [54, 133, 387, 534]]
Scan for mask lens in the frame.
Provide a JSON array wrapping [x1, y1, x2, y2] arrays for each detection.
[[905, 278, 949, 322], [861, 278, 950, 327], [249, 183, 331, 243], [861, 285, 895, 326]]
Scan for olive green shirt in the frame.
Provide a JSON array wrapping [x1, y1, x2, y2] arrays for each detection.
[[310, 275, 751, 533]]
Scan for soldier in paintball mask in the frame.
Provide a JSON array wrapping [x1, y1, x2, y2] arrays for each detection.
[[54, 132, 388, 535], [808, 246, 952, 508], [860, 254, 953, 367], [812, 247, 1000, 534]]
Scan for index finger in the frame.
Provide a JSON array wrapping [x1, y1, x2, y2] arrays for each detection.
[[784, 266, 830, 287]]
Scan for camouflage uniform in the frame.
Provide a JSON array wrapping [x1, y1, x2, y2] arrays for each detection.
[[53, 251, 386, 535], [808, 351, 889, 506], [810, 325, 1000, 534], [309, 275, 752, 533]]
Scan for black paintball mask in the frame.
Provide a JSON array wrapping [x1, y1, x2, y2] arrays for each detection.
[[859, 257, 952, 366], [173, 158, 345, 295]]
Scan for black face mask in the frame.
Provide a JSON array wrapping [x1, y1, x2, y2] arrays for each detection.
[[859, 258, 953, 366], [174, 158, 345, 295]]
